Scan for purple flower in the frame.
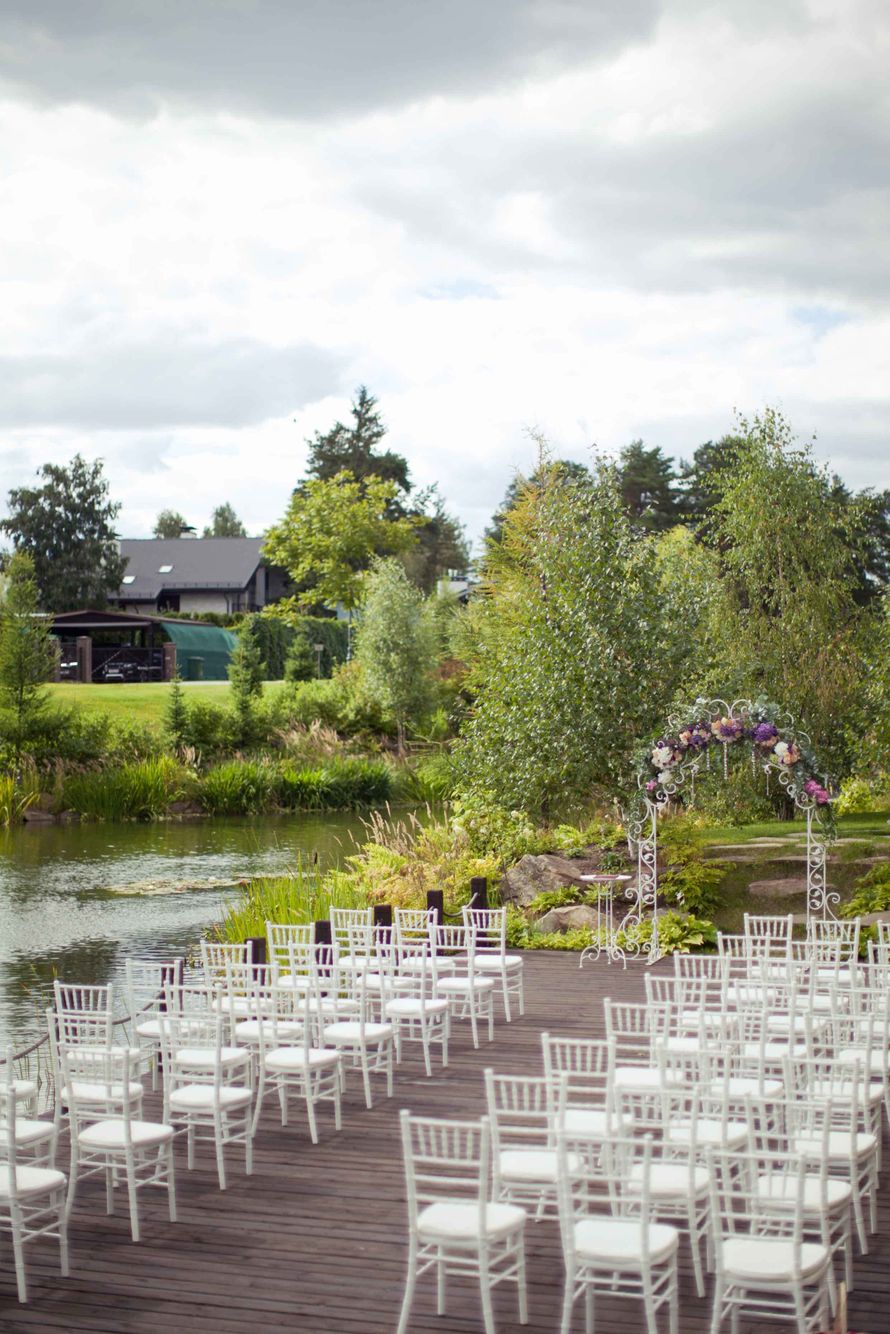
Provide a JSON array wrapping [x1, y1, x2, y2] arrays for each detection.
[[712, 716, 744, 743], [753, 721, 779, 749], [804, 778, 830, 805]]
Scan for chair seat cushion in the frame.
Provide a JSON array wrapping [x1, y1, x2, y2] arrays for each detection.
[[79, 1118, 174, 1149], [169, 1084, 252, 1110], [709, 1076, 783, 1099], [564, 1107, 632, 1138], [418, 1200, 525, 1241], [474, 955, 523, 971], [173, 1046, 250, 1069], [3, 1078, 37, 1102], [499, 1148, 580, 1182], [574, 1216, 678, 1264], [793, 1130, 877, 1160], [721, 1236, 828, 1281], [741, 1041, 808, 1060], [136, 1018, 163, 1039], [264, 1046, 340, 1071], [233, 1019, 303, 1041], [837, 1048, 890, 1074], [400, 956, 456, 974], [756, 1174, 852, 1210], [437, 977, 496, 995], [613, 1066, 683, 1090], [8, 1117, 55, 1145], [0, 1165, 66, 1199], [629, 1162, 709, 1196], [323, 1021, 393, 1043], [385, 997, 449, 1016], [61, 1081, 143, 1103], [666, 1118, 748, 1149]]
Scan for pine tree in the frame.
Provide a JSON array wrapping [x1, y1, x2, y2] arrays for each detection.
[[228, 619, 264, 745], [164, 671, 189, 749], [284, 629, 316, 682], [0, 552, 57, 765]]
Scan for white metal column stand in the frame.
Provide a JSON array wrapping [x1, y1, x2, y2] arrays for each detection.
[[578, 874, 635, 969]]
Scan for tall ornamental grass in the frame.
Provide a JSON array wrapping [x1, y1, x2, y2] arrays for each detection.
[[59, 757, 188, 821], [212, 858, 368, 943], [0, 767, 40, 826]]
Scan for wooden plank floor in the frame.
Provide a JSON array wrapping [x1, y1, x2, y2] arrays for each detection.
[[3, 952, 889, 1333]]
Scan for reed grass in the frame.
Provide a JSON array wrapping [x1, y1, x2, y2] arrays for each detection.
[[212, 856, 368, 942], [0, 766, 40, 826], [59, 757, 188, 821]]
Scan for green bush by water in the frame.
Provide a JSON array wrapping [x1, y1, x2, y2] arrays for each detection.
[[59, 757, 188, 821], [212, 860, 368, 943]]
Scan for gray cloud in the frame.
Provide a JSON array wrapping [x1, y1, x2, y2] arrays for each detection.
[[0, 0, 657, 120], [0, 336, 346, 429]]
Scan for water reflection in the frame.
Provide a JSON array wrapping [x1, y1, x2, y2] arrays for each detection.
[[0, 812, 370, 1050]]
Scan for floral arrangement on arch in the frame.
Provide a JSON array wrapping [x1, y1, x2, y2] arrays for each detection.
[[635, 696, 833, 815]]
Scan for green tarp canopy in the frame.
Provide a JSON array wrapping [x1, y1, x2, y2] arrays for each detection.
[[161, 620, 237, 680]]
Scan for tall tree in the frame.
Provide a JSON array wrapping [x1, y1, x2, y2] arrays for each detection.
[[675, 438, 740, 524], [617, 441, 680, 532], [484, 459, 591, 547], [153, 510, 192, 538], [402, 485, 471, 592], [703, 408, 873, 773], [354, 558, 437, 751], [305, 386, 411, 499], [264, 470, 417, 615], [0, 552, 57, 765], [2, 454, 124, 612], [203, 503, 247, 538], [456, 453, 673, 819], [228, 618, 264, 746]]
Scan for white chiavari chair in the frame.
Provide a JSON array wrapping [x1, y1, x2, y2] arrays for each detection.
[[462, 906, 524, 1021], [433, 924, 495, 1049], [484, 1069, 571, 1222]]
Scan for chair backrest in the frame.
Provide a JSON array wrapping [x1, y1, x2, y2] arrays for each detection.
[[806, 917, 860, 963], [1, 1049, 24, 1201], [53, 981, 114, 1049], [394, 907, 435, 954], [484, 1069, 560, 1156], [59, 1044, 138, 1134], [330, 905, 373, 955], [266, 921, 315, 973], [461, 906, 507, 958], [674, 953, 726, 981], [247, 973, 315, 1063], [743, 913, 794, 953], [125, 958, 183, 1022], [556, 1127, 656, 1263], [708, 1144, 810, 1270], [399, 1110, 489, 1236], [160, 984, 230, 1099], [541, 1033, 613, 1111], [603, 998, 670, 1063], [431, 923, 475, 980], [200, 941, 249, 987]]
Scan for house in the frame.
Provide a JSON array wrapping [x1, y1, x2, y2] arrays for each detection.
[[110, 537, 289, 616], [49, 610, 238, 682]]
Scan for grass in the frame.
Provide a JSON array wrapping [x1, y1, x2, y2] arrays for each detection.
[[47, 680, 286, 727], [212, 859, 368, 943], [698, 811, 890, 845]]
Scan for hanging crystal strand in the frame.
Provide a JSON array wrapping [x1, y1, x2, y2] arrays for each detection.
[[706, 746, 711, 772], [751, 745, 756, 776], [723, 743, 729, 780], [765, 766, 770, 796]]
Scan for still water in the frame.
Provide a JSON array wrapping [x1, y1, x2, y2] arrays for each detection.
[[0, 813, 370, 1051]]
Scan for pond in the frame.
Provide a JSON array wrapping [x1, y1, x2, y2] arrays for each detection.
[[0, 812, 372, 1052]]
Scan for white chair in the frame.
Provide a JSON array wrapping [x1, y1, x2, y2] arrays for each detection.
[[634, 1086, 711, 1298], [397, 1110, 527, 1334], [160, 989, 253, 1190], [265, 920, 315, 981], [322, 926, 394, 1109], [485, 1069, 572, 1222], [0, 1060, 68, 1304], [603, 998, 679, 1123], [0, 1050, 54, 1167], [707, 1146, 831, 1334], [125, 958, 183, 1090], [433, 924, 495, 1049], [541, 1033, 632, 1147], [61, 1046, 175, 1242], [556, 1129, 679, 1334], [248, 967, 342, 1144], [330, 905, 373, 974], [384, 937, 450, 1076], [462, 906, 524, 1021], [395, 907, 457, 977]]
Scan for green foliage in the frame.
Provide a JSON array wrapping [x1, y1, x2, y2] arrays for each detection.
[[840, 863, 890, 918], [198, 760, 273, 815], [701, 409, 874, 775], [273, 758, 391, 810], [153, 509, 190, 538], [202, 503, 247, 538], [658, 812, 727, 916], [59, 757, 188, 821], [618, 441, 682, 533], [228, 619, 264, 745], [284, 628, 315, 682], [0, 766, 40, 826], [0, 552, 57, 764], [624, 912, 718, 955], [455, 450, 676, 821], [305, 386, 411, 496], [527, 886, 588, 913], [353, 558, 437, 749], [396, 750, 458, 802], [451, 792, 550, 865], [180, 698, 236, 754], [164, 674, 188, 749], [264, 470, 417, 614], [835, 776, 885, 816], [244, 613, 292, 680], [213, 858, 368, 944], [2, 454, 125, 611]]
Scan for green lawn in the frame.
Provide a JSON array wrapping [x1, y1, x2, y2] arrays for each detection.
[[48, 680, 284, 726]]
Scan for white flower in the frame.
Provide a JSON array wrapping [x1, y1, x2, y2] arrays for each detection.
[[774, 741, 789, 760], [657, 770, 673, 785], [651, 745, 674, 768]]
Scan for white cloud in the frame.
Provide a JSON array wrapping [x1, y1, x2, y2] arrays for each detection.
[[0, 0, 888, 554]]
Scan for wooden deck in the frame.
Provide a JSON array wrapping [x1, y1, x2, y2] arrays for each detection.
[[3, 951, 890, 1333]]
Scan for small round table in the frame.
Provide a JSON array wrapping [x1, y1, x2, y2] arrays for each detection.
[[577, 874, 634, 969]]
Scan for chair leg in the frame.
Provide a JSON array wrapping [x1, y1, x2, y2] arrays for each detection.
[[306, 1086, 319, 1145], [396, 1251, 417, 1334], [214, 1116, 227, 1191], [517, 1235, 528, 1325], [11, 1203, 28, 1303], [360, 1047, 373, 1110], [58, 1196, 70, 1277], [479, 1248, 496, 1334], [166, 1143, 177, 1223], [125, 1152, 140, 1242], [501, 968, 512, 1023], [437, 1247, 446, 1315], [469, 998, 479, 1049], [559, 1270, 575, 1334], [244, 1112, 253, 1176]]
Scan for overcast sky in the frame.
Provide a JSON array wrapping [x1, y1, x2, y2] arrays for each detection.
[[1, 0, 888, 551]]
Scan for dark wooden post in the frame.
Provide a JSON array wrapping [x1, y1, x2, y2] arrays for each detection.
[[469, 877, 488, 910], [426, 889, 444, 923], [75, 635, 92, 683], [373, 904, 393, 927], [246, 936, 267, 976], [162, 641, 177, 681]]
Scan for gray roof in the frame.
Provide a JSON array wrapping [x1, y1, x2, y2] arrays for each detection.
[[115, 537, 265, 601]]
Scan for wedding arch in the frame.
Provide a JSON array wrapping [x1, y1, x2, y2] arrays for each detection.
[[582, 696, 837, 966]]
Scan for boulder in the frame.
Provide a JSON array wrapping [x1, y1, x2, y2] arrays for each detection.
[[536, 904, 601, 934], [168, 799, 204, 817], [498, 852, 606, 908], [747, 878, 809, 899], [22, 805, 55, 824]]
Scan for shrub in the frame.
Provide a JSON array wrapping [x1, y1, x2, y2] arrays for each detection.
[[59, 757, 188, 821], [835, 776, 886, 815], [0, 766, 40, 825], [622, 911, 717, 955], [396, 750, 457, 802], [198, 760, 273, 816], [181, 699, 234, 754], [212, 858, 367, 943], [284, 629, 316, 683], [841, 863, 890, 918]]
